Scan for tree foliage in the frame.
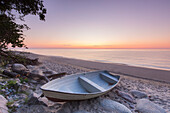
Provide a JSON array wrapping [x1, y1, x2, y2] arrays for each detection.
[[0, 14, 27, 49], [0, 0, 46, 50]]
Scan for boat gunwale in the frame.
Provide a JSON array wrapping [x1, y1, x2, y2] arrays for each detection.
[[40, 70, 121, 95]]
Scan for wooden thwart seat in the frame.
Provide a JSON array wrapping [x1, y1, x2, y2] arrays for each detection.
[[78, 76, 105, 93], [100, 72, 118, 84]]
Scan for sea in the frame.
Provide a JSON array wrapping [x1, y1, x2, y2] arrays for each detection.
[[17, 48, 170, 71]]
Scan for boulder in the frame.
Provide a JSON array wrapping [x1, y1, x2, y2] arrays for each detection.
[[130, 90, 147, 99], [100, 99, 132, 113], [16, 105, 49, 113], [12, 63, 27, 71], [136, 99, 166, 113], [116, 90, 134, 103], [0, 95, 8, 113]]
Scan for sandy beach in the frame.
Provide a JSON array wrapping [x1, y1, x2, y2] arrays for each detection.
[[23, 52, 170, 112], [27, 52, 170, 83]]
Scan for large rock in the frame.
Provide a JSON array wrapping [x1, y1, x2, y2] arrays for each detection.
[[0, 95, 8, 113], [27, 92, 47, 106], [12, 63, 27, 71], [16, 105, 49, 113], [130, 90, 147, 99], [136, 99, 166, 113], [116, 90, 134, 103], [100, 99, 132, 113]]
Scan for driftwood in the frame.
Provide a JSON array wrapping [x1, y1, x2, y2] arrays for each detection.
[[47, 72, 67, 80], [3, 70, 20, 78]]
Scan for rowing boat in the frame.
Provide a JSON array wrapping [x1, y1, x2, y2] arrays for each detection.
[[41, 70, 120, 101]]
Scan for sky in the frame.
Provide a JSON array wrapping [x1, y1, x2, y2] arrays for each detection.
[[22, 0, 170, 49]]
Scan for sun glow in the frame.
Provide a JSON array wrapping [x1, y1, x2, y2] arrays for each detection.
[[24, 0, 170, 49]]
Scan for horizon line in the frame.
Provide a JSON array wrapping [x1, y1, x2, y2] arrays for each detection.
[[16, 47, 170, 49]]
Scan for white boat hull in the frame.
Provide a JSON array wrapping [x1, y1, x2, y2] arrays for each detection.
[[41, 70, 120, 101]]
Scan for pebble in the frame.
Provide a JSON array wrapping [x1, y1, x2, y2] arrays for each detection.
[[18, 84, 30, 92], [116, 90, 134, 103], [130, 90, 147, 99]]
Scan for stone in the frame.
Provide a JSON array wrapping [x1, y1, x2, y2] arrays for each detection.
[[30, 69, 44, 76], [57, 107, 71, 113], [5, 64, 12, 70], [43, 70, 56, 75], [130, 90, 147, 99], [39, 66, 47, 70], [136, 99, 166, 113], [0, 95, 8, 113], [12, 63, 27, 71], [19, 93, 28, 99], [73, 110, 90, 113], [34, 85, 43, 95], [27, 92, 39, 105], [100, 99, 132, 113], [11, 101, 21, 108], [38, 97, 49, 106], [26, 65, 37, 70], [16, 105, 49, 113], [30, 80, 38, 84], [116, 90, 134, 103], [18, 84, 30, 92], [0, 74, 8, 78], [27, 92, 46, 106]]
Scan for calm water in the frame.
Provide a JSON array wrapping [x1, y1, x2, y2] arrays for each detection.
[[20, 49, 170, 71]]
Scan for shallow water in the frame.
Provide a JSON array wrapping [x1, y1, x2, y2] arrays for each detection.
[[17, 48, 170, 71]]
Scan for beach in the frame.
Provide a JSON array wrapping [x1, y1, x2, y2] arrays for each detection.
[[1, 51, 169, 112], [1, 0, 170, 112], [24, 52, 170, 112], [26, 52, 170, 83]]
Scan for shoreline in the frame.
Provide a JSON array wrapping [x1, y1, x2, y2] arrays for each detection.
[[17, 48, 170, 71], [25, 52, 170, 84], [1, 51, 169, 112]]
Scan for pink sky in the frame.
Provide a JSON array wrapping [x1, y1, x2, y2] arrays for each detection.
[[23, 0, 170, 49]]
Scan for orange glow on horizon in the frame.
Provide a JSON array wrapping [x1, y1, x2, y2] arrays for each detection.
[[27, 43, 170, 49]]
